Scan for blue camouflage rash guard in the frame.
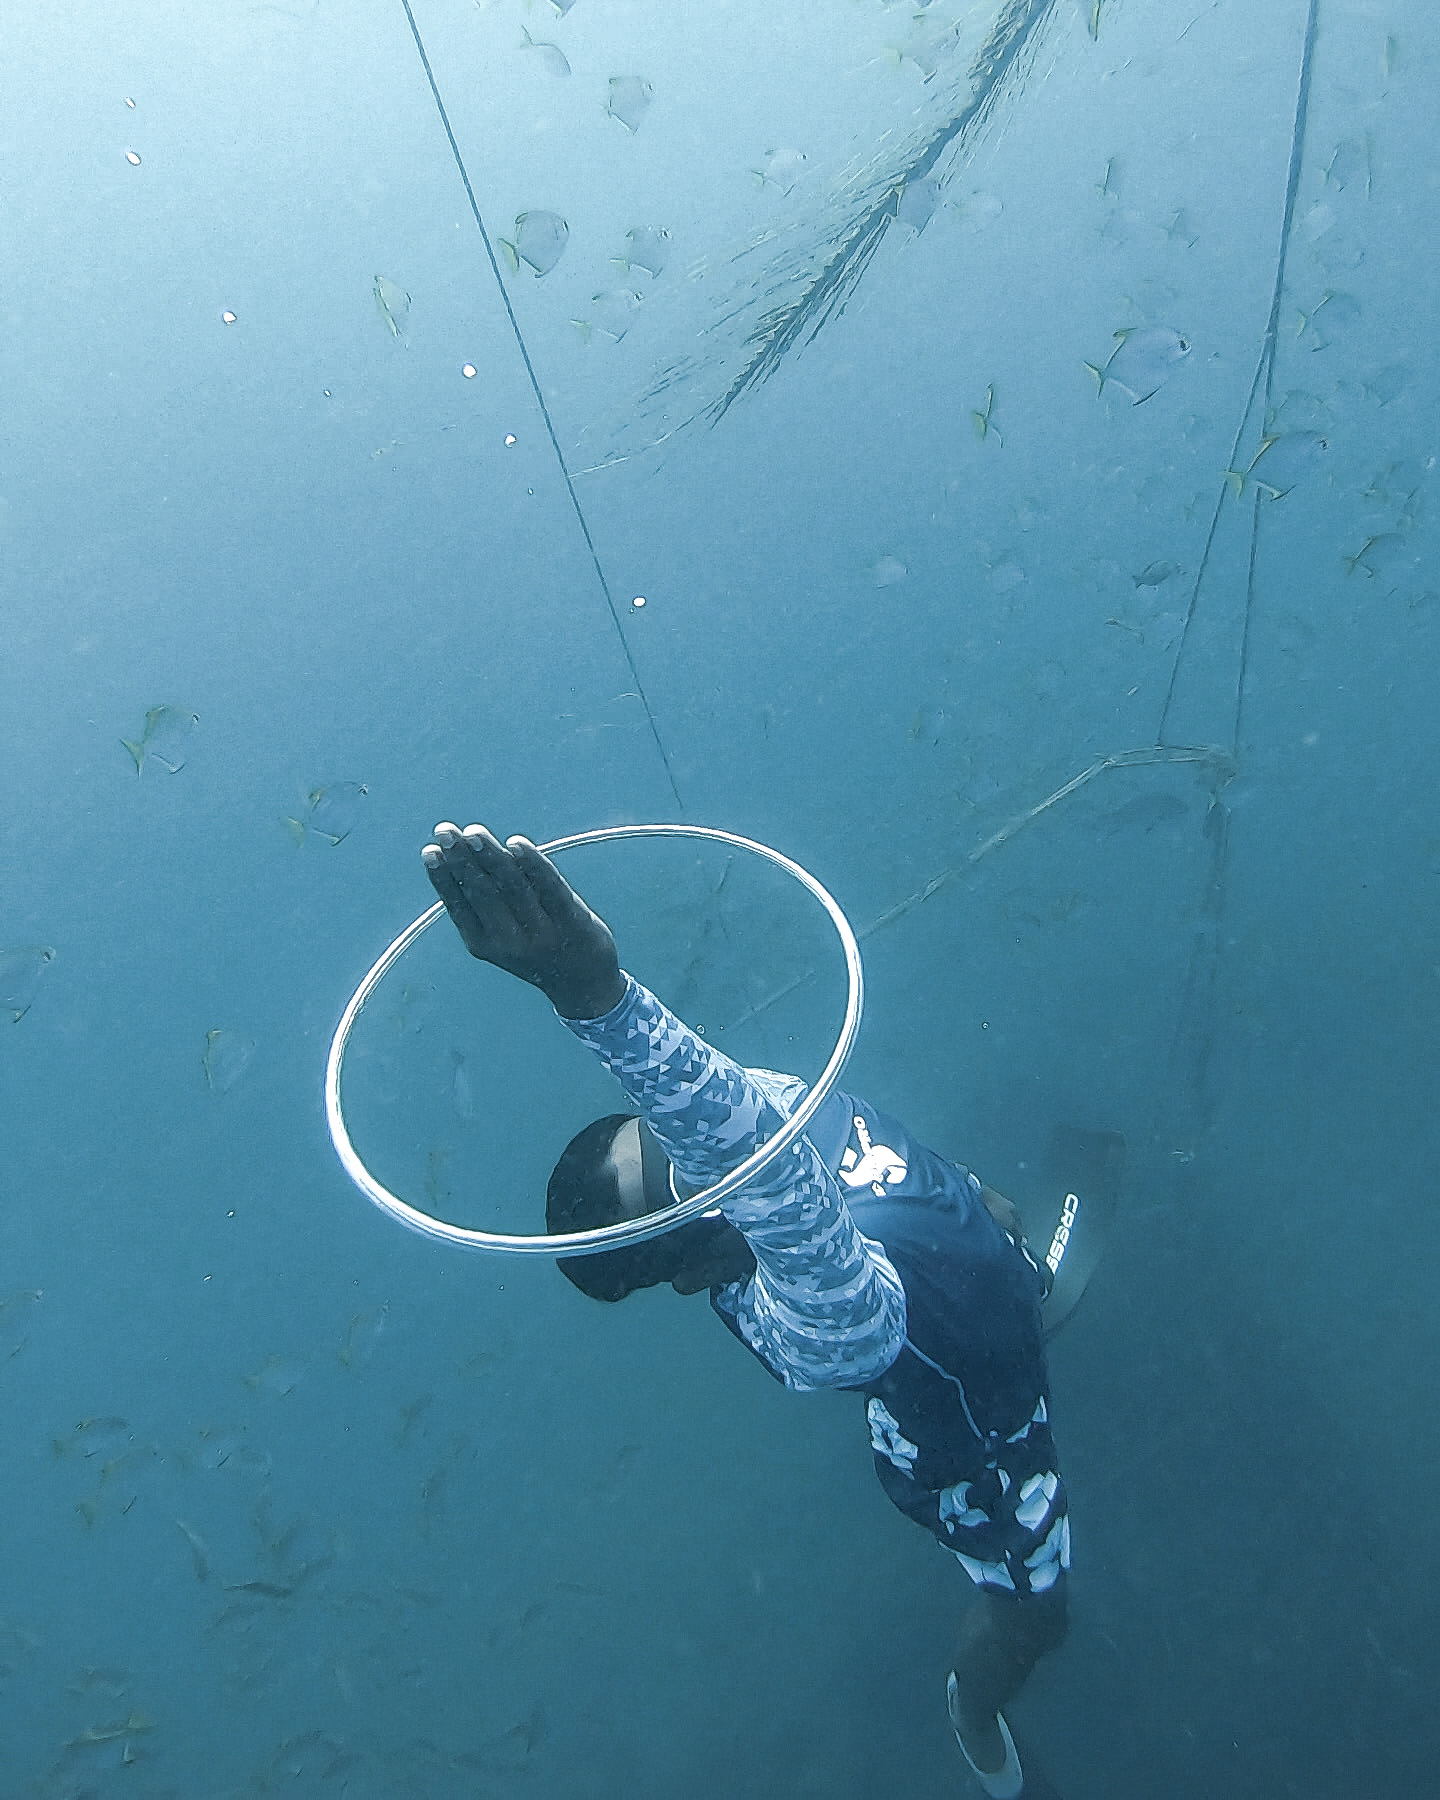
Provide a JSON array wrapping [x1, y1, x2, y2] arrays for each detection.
[[561, 974, 1070, 1596]]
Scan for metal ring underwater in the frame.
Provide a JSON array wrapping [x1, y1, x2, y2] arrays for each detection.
[[325, 824, 865, 1257]]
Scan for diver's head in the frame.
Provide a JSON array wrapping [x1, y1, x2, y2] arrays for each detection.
[[546, 1114, 754, 1302]]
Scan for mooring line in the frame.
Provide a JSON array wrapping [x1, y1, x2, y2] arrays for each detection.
[[395, 0, 684, 812]]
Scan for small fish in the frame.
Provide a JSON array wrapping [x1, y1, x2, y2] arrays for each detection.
[[889, 34, 945, 81], [869, 555, 907, 589], [909, 703, 949, 745], [339, 1304, 389, 1370], [450, 1048, 475, 1120], [373, 275, 410, 341], [499, 211, 569, 277], [0, 1284, 42, 1360], [1269, 387, 1330, 431], [202, 1028, 256, 1095], [396, 1394, 434, 1448], [1, 945, 55, 1022], [1299, 198, 1336, 244], [1312, 230, 1364, 275], [223, 1579, 294, 1598], [617, 225, 670, 278], [66, 1713, 154, 1748], [243, 1353, 300, 1396], [198, 1432, 271, 1477], [1086, 326, 1191, 404], [1226, 431, 1329, 499], [1163, 208, 1198, 247], [1361, 455, 1428, 511], [1296, 288, 1360, 349], [896, 176, 939, 234], [1096, 155, 1119, 197], [971, 384, 1002, 444], [1363, 364, 1408, 407], [284, 780, 368, 846], [73, 1417, 131, 1459], [1342, 532, 1411, 579], [1132, 560, 1183, 588], [605, 75, 652, 132], [518, 27, 569, 77], [754, 147, 807, 193], [956, 190, 1002, 233], [1323, 137, 1372, 192], [988, 558, 1025, 593], [120, 704, 198, 774], [574, 289, 643, 342], [424, 1146, 451, 1207], [176, 1518, 210, 1582], [68, 1667, 132, 1698]]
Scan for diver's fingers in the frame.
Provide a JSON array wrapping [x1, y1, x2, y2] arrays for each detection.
[[505, 836, 583, 926], [432, 821, 511, 919], [458, 824, 547, 931], [422, 844, 486, 953], [430, 822, 504, 923]]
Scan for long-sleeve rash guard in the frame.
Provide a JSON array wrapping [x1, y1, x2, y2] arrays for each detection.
[[561, 972, 907, 1392]]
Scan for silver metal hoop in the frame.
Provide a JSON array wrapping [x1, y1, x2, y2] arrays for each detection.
[[325, 825, 864, 1256]]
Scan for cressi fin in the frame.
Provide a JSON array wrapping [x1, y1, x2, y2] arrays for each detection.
[[1039, 1123, 1125, 1339]]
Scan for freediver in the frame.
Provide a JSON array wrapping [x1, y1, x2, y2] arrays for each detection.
[[422, 821, 1070, 1799]]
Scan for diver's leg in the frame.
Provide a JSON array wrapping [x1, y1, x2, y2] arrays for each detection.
[[948, 1581, 1067, 1770]]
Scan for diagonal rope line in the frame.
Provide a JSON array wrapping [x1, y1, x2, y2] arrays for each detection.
[[396, 0, 684, 812], [1157, 0, 1320, 1145], [1158, 0, 1320, 752]]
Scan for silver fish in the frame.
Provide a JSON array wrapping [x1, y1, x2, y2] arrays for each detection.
[[578, 289, 643, 342], [500, 211, 569, 277], [1, 946, 55, 1022], [1087, 326, 1191, 404], [1132, 560, 1183, 588], [203, 1029, 256, 1095], [120, 704, 198, 775], [286, 781, 368, 847], [896, 176, 939, 234], [619, 226, 670, 278], [1229, 431, 1330, 499], [373, 275, 410, 340], [606, 76, 652, 133], [519, 27, 569, 77], [754, 147, 807, 193]]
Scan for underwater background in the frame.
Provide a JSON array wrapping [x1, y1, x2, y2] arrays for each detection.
[[3, 0, 1436, 1794]]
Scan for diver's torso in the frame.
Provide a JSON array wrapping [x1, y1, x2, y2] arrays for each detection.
[[715, 1088, 1050, 1490]]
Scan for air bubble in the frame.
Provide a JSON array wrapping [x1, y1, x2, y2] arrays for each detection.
[[632, 596, 647, 609], [462, 364, 476, 378], [221, 311, 237, 325], [504, 433, 516, 446], [125, 151, 141, 166]]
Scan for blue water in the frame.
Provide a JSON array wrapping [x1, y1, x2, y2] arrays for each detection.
[[3, 1, 1436, 1793]]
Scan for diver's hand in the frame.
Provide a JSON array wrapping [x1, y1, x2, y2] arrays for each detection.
[[421, 823, 625, 1020]]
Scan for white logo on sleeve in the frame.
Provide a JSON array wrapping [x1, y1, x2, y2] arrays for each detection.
[[839, 1114, 907, 1196], [867, 1398, 919, 1473]]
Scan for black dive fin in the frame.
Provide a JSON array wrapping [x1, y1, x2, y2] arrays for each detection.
[[1039, 1124, 1125, 1340]]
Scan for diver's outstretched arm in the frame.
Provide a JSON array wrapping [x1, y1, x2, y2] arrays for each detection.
[[421, 822, 624, 1022]]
